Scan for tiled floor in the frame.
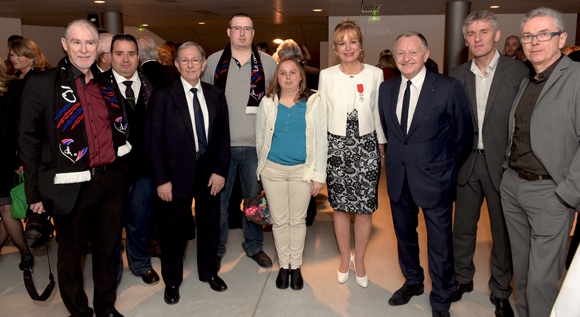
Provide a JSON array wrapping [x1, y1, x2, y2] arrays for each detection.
[[0, 169, 530, 316]]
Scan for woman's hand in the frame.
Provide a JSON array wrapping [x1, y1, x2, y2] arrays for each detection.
[[311, 181, 324, 197]]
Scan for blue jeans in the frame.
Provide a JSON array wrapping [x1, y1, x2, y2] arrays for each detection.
[[116, 176, 154, 283], [217, 147, 264, 257]]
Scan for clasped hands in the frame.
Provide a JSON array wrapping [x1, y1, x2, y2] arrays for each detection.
[[157, 173, 225, 202]]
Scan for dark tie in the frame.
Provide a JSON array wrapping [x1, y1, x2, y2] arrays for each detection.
[[123, 81, 136, 110], [190, 87, 207, 154], [401, 80, 411, 136]]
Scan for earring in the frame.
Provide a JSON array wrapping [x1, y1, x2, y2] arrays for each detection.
[[335, 52, 338, 56]]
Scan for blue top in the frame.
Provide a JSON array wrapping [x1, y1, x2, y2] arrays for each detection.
[[267, 100, 307, 165]]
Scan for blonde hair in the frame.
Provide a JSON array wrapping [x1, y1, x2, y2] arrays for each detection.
[[0, 59, 16, 96], [331, 19, 363, 54], [9, 38, 47, 70]]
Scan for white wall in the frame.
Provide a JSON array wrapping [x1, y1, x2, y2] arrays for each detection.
[[0, 17, 22, 61], [327, 14, 578, 70]]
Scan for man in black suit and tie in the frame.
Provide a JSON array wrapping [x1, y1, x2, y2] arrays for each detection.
[[19, 19, 129, 317], [137, 36, 178, 89], [378, 32, 473, 317], [103, 33, 160, 286], [448, 11, 528, 317], [147, 41, 230, 304]]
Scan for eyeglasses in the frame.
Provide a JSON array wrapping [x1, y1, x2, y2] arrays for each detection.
[[179, 58, 203, 65], [229, 26, 253, 33], [520, 32, 563, 44]]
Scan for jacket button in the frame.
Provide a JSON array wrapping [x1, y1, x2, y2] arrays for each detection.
[[401, 162, 405, 166], [404, 142, 408, 145]]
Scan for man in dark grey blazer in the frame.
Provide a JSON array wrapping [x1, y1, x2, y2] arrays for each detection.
[[500, 7, 580, 317], [448, 11, 528, 317]]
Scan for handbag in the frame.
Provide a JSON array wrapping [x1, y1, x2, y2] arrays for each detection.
[[10, 171, 28, 219], [243, 190, 271, 226]]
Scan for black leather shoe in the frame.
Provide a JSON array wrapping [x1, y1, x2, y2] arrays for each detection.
[[290, 268, 303, 290], [19, 253, 34, 271], [200, 276, 228, 292], [214, 255, 223, 273], [388, 281, 424, 306], [164, 286, 180, 305], [450, 280, 474, 302], [276, 268, 290, 289], [96, 309, 124, 317], [248, 251, 273, 268], [432, 309, 451, 317], [140, 270, 160, 285], [490, 295, 515, 317]]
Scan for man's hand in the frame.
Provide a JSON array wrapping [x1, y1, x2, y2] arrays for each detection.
[[311, 181, 324, 197], [157, 182, 173, 202], [30, 201, 45, 214], [208, 174, 225, 196]]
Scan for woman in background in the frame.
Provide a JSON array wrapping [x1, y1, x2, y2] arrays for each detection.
[[256, 58, 327, 290], [9, 38, 48, 85], [319, 19, 385, 288]]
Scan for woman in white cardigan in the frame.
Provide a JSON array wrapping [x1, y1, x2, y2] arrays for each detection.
[[319, 19, 386, 288], [256, 58, 327, 290]]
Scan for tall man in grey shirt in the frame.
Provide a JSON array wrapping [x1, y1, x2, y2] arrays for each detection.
[[449, 10, 528, 317], [202, 13, 277, 269]]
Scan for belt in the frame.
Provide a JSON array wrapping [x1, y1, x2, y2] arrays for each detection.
[[512, 168, 552, 181], [90, 163, 113, 176], [196, 152, 203, 160], [473, 149, 485, 154]]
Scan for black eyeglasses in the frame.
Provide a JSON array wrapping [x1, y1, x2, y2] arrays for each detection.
[[520, 32, 563, 44]]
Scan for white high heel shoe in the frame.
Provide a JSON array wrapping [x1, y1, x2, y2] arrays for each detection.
[[352, 253, 368, 288], [337, 252, 352, 284]]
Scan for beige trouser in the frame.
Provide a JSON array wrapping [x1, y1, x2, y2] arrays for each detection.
[[260, 160, 311, 267]]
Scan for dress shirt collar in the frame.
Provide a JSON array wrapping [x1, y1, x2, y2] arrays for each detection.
[[401, 65, 426, 90], [112, 68, 140, 86], [181, 77, 202, 96], [470, 49, 500, 77]]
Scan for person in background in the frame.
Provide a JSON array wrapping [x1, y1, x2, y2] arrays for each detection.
[[298, 43, 313, 67], [162, 41, 178, 64], [0, 59, 30, 270], [256, 42, 270, 55], [138, 36, 179, 89], [561, 45, 579, 55], [96, 33, 113, 73], [9, 38, 48, 84], [256, 57, 327, 290], [504, 35, 520, 59], [319, 19, 385, 289], [377, 54, 397, 81]]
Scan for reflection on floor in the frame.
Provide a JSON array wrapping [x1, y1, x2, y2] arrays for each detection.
[[0, 169, 528, 316]]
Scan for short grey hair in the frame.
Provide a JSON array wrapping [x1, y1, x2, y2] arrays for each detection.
[[98, 33, 113, 54], [395, 31, 429, 52], [138, 36, 159, 62], [64, 19, 99, 42], [521, 7, 565, 32], [276, 39, 302, 60], [462, 10, 499, 39], [175, 41, 206, 61]]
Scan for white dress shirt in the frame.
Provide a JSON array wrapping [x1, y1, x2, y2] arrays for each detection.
[[181, 77, 209, 152], [470, 49, 500, 149], [112, 69, 141, 100], [396, 66, 427, 133]]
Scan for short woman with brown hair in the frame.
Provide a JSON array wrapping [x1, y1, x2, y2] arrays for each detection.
[[9, 38, 48, 81]]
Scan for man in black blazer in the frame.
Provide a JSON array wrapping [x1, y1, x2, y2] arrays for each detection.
[[137, 36, 178, 89], [448, 11, 528, 317], [147, 41, 230, 303], [378, 32, 473, 317], [19, 19, 129, 317]]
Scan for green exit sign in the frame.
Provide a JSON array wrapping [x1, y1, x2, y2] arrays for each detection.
[[368, 16, 380, 22]]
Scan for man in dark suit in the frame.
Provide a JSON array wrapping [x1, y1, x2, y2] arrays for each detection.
[[147, 41, 230, 304], [103, 33, 160, 286], [19, 19, 129, 317], [137, 36, 178, 89], [378, 31, 473, 317], [448, 11, 528, 317]]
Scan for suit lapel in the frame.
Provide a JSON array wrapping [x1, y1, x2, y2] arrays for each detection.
[[483, 57, 508, 124], [407, 70, 436, 139], [201, 83, 216, 144], [389, 76, 405, 140], [537, 57, 568, 105], [171, 80, 196, 142], [464, 69, 478, 124]]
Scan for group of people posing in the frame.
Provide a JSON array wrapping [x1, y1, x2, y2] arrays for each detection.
[[1, 5, 578, 317]]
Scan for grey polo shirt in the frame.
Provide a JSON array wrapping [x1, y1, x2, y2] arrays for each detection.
[[202, 50, 277, 147]]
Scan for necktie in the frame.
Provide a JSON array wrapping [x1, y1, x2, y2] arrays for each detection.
[[123, 81, 136, 110], [190, 88, 207, 154], [401, 80, 411, 136]]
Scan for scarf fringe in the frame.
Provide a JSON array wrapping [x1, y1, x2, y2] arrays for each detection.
[[54, 171, 91, 184], [117, 141, 132, 157], [245, 107, 259, 114]]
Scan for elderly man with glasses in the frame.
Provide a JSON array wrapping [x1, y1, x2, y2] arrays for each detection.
[[499, 7, 580, 317]]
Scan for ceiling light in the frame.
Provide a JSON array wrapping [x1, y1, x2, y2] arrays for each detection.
[[141, 24, 148, 27], [313, 9, 322, 12], [273, 39, 283, 44], [198, 22, 206, 25], [94, 0, 105, 3], [490, 5, 499, 8]]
